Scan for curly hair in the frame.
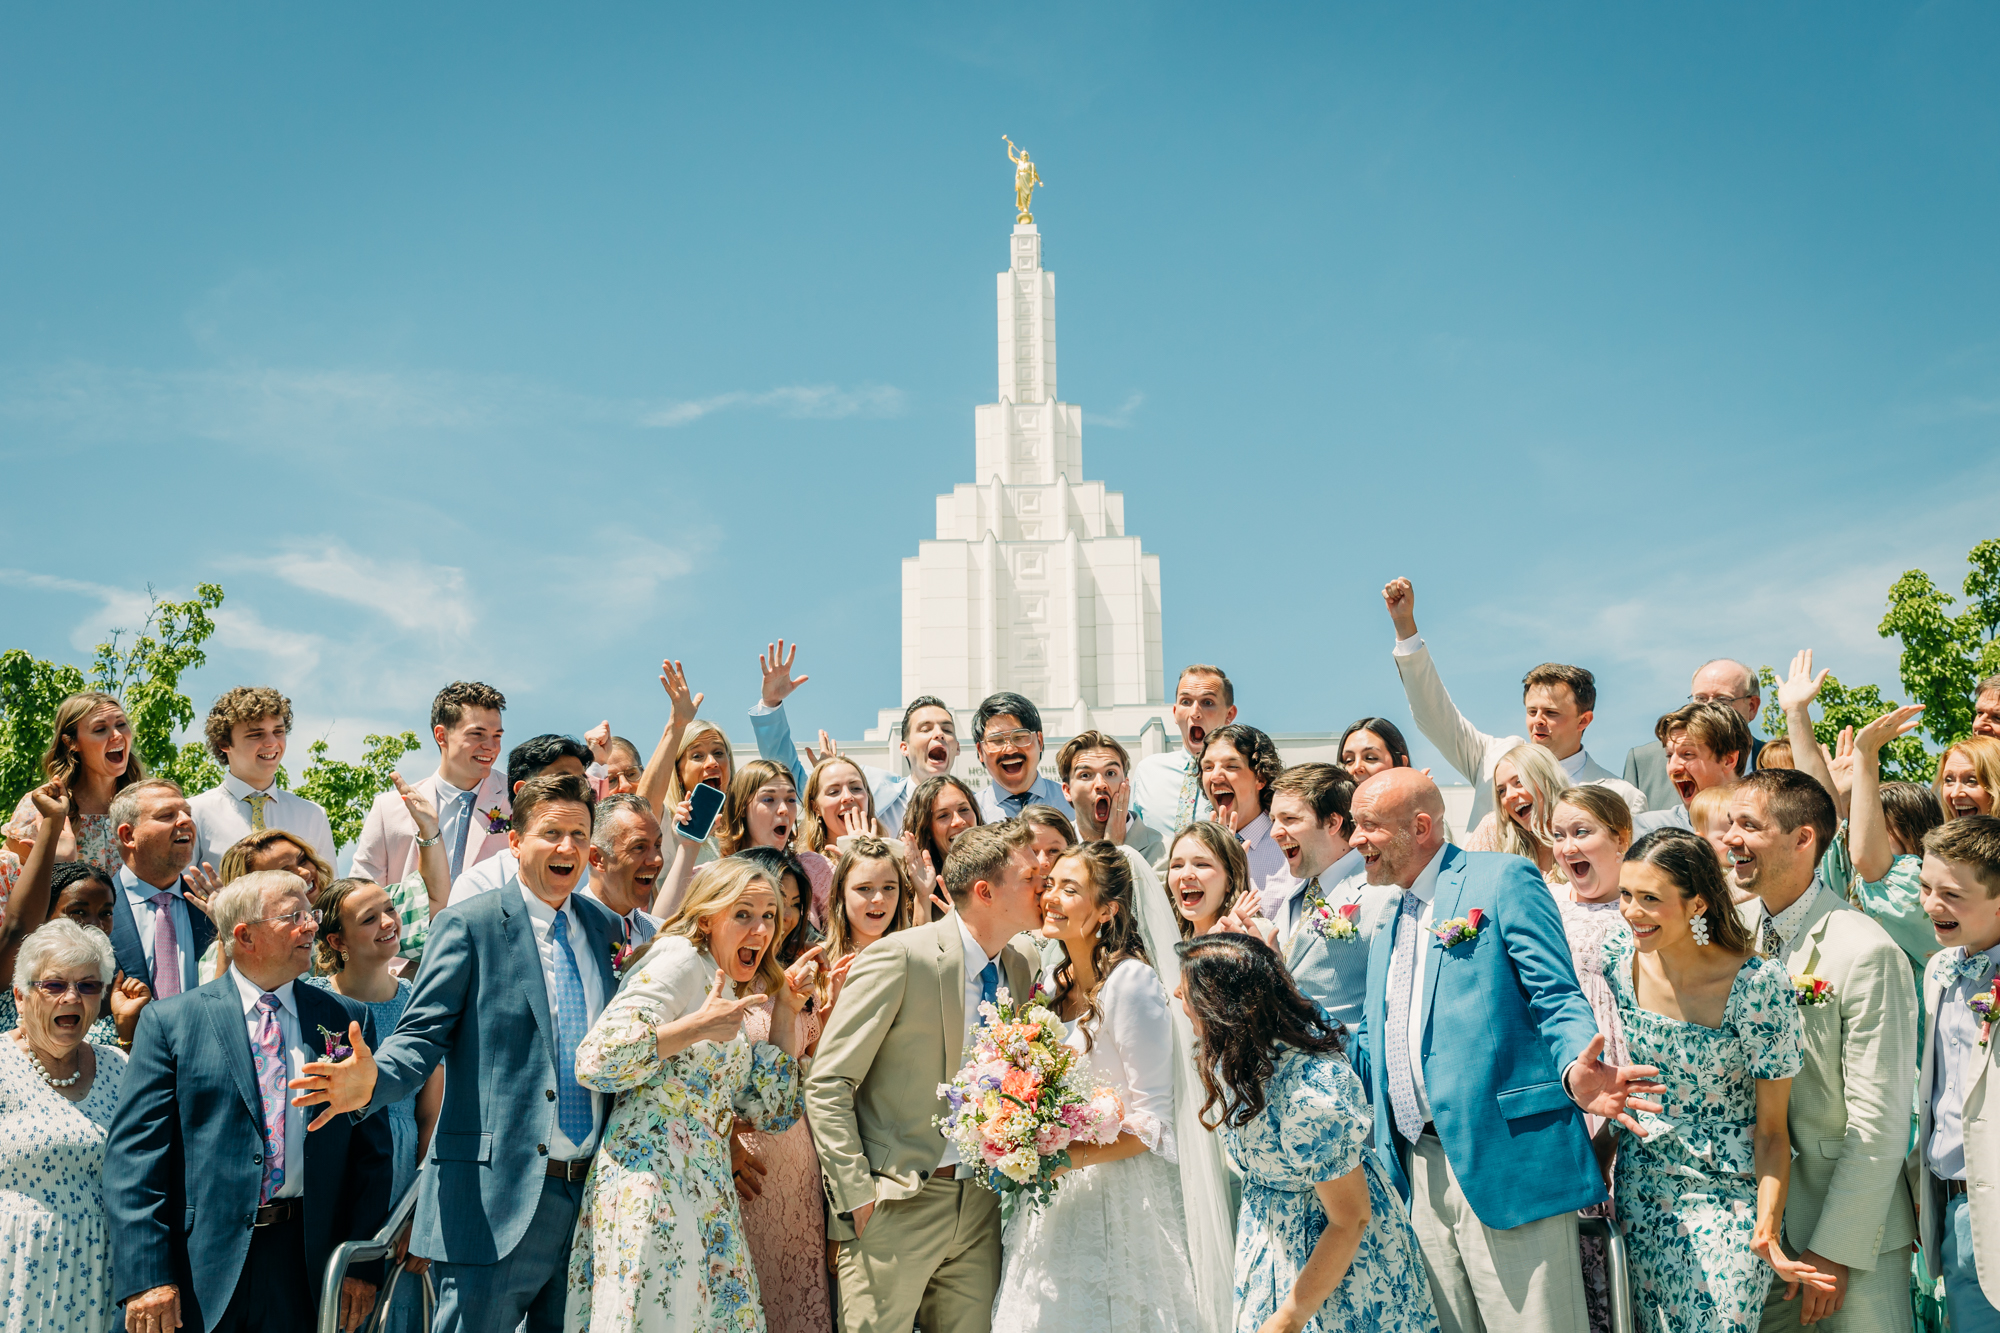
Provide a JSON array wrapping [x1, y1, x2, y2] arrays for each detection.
[[1177, 933, 1344, 1129], [202, 686, 293, 764], [429, 681, 506, 737], [1046, 842, 1150, 1052], [1198, 724, 1283, 816]]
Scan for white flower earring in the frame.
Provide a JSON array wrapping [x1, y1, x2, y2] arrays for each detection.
[[1690, 912, 1711, 947]]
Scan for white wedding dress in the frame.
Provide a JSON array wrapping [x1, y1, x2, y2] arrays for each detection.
[[991, 956, 1204, 1333]]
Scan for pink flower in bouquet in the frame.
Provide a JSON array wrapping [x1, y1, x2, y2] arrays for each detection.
[[1032, 1122, 1072, 1155], [1074, 1089, 1125, 1145]]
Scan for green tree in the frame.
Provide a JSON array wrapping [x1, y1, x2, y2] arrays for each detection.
[[295, 731, 421, 850], [1878, 538, 2000, 747], [1758, 667, 1935, 784], [0, 652, 87, 818]]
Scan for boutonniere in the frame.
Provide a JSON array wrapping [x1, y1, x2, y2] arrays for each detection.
[[1791, 972, 1835, 1008], [1305, 885, 1360, 941], [314, 1024, 353, 1062], [1432, 908, 1486, 948], [1972, 981, 1997, 1049], [610, 941, 639, 980], [482, 806, 510, 835]]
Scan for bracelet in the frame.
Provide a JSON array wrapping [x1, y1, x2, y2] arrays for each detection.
[[415, 832, 442, 848]]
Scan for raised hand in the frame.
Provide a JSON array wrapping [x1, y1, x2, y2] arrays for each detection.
[[1218, 901, 1278, 946], [1566, 1033, 1665, 1134], [1856, 703, 1925, 757], [805, 729, 841, 767], [290, 1019, 378, 1130], [671, 969, 772, 1049], [392, 771, 442, 842], [778, 945, 826, 1014], [25, 779, 70, 824], [660, 659, 703, 729], [182, 862, 223, 917], [1778, 649, 1828, 716], [1108, 782, 1130, 844], [1382, 577, 1419, 640], [669, 796, 703, 845], [584, 721, 613, 764], [108, 970, 152, 1035], [901, 831, 938, 897], [758, 640, 808, 708]]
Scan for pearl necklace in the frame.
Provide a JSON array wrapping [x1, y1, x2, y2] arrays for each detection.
[[25, 1046, 81, 1089]]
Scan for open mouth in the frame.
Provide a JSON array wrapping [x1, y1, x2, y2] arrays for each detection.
[[735, 946, 760, 970], [1211, 789, 1237, 821], [1629, 922, 1660, 940], [172, 829, 192, 845], [104, 748, 127, 767], [1673, 777, 1697, 803], [1566, 857, 1592, 882], [1094, 796, 1111, 824], [1951, 797, 1981, 815], [771, 820, 791, 844], [861, 905, 891, 928], [1188, 725, 1206, 746], [1509, 798, 1534, 821], [634, 869, 659, 890], [548, 860, 578, 880], [927, 740, 949, 767], [53, 1014, 80, 1031], [1280, 841, 1301, 866], [997, 755, 1027, 779], [1177, 885, 1207, 914], [1929, 915, 1960, 936]]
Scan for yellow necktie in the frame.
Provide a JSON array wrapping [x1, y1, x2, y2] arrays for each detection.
[[246, 792, 272, 832]]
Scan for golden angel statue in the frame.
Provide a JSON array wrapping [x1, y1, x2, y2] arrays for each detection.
[[1003, 135, 1043, 223]]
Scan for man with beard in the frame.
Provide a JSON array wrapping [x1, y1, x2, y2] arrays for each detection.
[[1130, 665, 1233, 831]]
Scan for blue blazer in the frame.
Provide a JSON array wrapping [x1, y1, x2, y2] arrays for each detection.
[[366, 883, 622, 1264], [105, 976, 393, 1332], [1350, 845, 1605, 1230], [109, 875, 217, 997]]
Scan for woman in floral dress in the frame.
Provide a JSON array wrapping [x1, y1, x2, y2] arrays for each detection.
[[1177, 932, 1438, 1333], [568, 857, 823, 1333], [1607, 829, 1831, 1332]]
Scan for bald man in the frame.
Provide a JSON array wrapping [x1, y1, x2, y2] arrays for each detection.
[[1347, 768, 1661, 1333], [1624, 659, 1765, 809]]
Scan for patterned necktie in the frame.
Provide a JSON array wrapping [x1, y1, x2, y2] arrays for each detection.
[[979, 959, 1000, 1008], [1944, 948, 1996, 988], [251, 993, 288, 1202], [1382, 891, 1426, 1141], [148, 892, 182, 998], [548, 910, 595, 1145], [1758, 915, 1783, 961], [447, 790, 477, 880], [244, 792, 272, 832], [1174, 758, 1202, 830]]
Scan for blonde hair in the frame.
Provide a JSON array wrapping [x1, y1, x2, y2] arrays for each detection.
[[1552, 784, 1633, 849], [1936, 736, 2000, 818], [656, 858, 787, 996], [714, 759, 795, 858], [1487, 744, 1567, 864], [665, 721, 736, 814], [801, 756, 877, 854], [43, 692, 146, 792], [218, 829, 334, 891], [1687, 783, 1735, 836], [824, 836, 914, 961]]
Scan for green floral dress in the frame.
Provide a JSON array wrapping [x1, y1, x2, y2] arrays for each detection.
[[566, 936, 802, 1332], [1602, 933, 1802, 1333]]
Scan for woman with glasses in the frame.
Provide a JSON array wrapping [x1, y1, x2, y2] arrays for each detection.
[[0, 918, 129, 1330]]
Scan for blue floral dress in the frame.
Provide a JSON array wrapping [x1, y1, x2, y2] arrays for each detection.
[[1222, 1047, 1439, 1333], [566, 936, 802, 1332], [1602, 934, 1802, 1333]]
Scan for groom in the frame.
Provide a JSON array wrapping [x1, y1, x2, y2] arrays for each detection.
[[806, 819, 1043, 1333]]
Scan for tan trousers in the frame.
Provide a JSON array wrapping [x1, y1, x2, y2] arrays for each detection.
[[1757, 1248, 1914, 1333], [1409, 1133, 1590, 1333], [834, 1175, 1003, 1333]]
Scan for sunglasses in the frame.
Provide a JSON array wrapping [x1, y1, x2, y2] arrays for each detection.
[[31, 980, 104, 1000]]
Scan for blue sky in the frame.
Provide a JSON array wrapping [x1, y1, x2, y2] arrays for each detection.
[[3, 2, 1998, 781]]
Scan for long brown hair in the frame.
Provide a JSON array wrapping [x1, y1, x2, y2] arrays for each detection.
[[904, 774, 983, 876], [1166, 821, 1251, 939], [312, 877, 376, 974], [714, 759, 794, 858], [800, 756, 878, 854], [43, 691, 146, 793], [1177, 933, 1344, 1129], [1046, 842, 1149, 1052], [1625, 828, 1754, 953], [219, 829, 335, 893]]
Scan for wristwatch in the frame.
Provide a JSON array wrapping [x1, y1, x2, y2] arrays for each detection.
[[415, 832, 442, 848]]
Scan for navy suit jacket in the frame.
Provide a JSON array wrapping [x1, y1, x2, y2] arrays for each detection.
[[105, 976, 393, 1332], [109, 872, 217, 997], [366, 882, 622, 1264], [1351, 845, 1605, 1231]]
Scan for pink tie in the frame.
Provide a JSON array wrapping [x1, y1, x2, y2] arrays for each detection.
[[252, 994, 288, 1201], [148, 892, 181, 998]]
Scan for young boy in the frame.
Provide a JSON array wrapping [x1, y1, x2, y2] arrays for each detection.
[[187, 686, 337, 871], [1057, 730, 1165, 866], [1129, 665, 1235, 832], [1916, 815, 2000, 1330]]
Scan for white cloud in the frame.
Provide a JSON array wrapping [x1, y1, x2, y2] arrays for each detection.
[[0, 568, 167, 654], [263, 540, 477, 640], [210, 606, 324, 687], [1086, 391, 1146, 429], [640, 383, 908, 428]]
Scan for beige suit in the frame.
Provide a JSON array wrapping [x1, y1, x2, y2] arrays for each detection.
[[1747, 890, 1919, 1332], [1913, 949, 2000, 1308], [805, 915, 1038, 1333]]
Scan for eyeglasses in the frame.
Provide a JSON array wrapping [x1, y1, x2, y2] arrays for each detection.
[[1688, 693, 1751, 706], [32, 979, 105, 999], [250, 908, 323, 929], [979, 728, 1038, 751]]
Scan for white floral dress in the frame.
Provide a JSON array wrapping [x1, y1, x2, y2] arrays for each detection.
[[1603, 933, 1802, 1333], [565, 936, 802, 1333], [1224, 1048, 1438, 1333], [0, 1040, 127, 1332]]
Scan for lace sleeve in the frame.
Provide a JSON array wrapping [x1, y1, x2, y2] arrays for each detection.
[[1100, 959, 1178, 1163]]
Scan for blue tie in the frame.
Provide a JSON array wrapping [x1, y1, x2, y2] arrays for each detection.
[[1945, 948, 1996, 988], [548, 910, 595, 1145], [979, 959, 1000, 1008], [1383, 891, 1426, 1142], [447, 789, 477, 880]]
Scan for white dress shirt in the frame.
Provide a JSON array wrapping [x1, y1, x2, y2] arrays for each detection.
[[189, 773, 338, 873], [1129, 750, 1212, 831], [228, 967, 307, 1199], [517, 880, 609, 1160], [115, 865, 194, 991], [449, 848, 588, 907], [939, 914, 1004, 1169], [1236, 812, 1298, 903], [1393, 844, 1452, 1124], [1928, 945, 1996, 1180], [1265, 849, 1366, 944]]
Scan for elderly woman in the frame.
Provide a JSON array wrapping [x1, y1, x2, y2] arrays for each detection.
[[0, 918, 128, 1330]]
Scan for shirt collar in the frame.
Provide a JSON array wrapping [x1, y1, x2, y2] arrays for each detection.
[[1557, 749, 1587, 780], [955, 912, 999, 970], [1237, 812, 1273, 849], [117, 864, 184, 898], [1404, 843, 1451, 905], [516, 877, 574, 928], [222, 772, 276, 802], [228, 966, 297, 1017], [435, 774, 474, 803], [1768, 879, 1823, 948]]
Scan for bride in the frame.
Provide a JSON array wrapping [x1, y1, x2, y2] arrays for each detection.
[[992, 841, 1218, 1333]]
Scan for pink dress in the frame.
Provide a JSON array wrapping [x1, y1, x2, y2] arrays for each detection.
[[798, 851, 832, 930], [738, 1001, 830, 1333]]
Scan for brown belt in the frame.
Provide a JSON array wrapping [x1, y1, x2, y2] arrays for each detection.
[[1939, 1176, 1969, 1199], [546, 1159, 591, 1183], [929, 1164, 965, 1181], [252, 1198, 302, 1228]]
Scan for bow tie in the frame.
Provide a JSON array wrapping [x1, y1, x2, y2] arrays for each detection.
[[1944, 949, 1997, 987]]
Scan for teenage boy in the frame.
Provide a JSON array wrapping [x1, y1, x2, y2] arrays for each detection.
[[1129, 665, 1233, 832], [189, 686, 338, 871], [354, 682, 509, 888], [447, 735, 594, 906], [971, 692, 1072, 823], [1633, 702, 1754, 837], [1056, 731, 1165, 865], [1915, 815, 2000, 1332], [746, 639, 960, 836], [1260, 763, 1393, 1031], [1382, 577, 1645, 830]]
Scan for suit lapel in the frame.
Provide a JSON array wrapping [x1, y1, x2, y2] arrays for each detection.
[[1792, 894, 1840, 976], [1420, 848, 1468, 1041], [107, 881, 148, 986], [572, 896, 618, 998], [178, 877, 215, 994], [501, 889, 558, 1067], [939, 921, 966, 1076], [201, 980, 265, 1127]]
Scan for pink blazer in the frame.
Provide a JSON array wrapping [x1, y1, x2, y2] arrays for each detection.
[[351, 768, 513, 888]]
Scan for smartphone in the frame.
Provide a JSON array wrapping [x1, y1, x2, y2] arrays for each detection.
[[677, 779, 727, 842]]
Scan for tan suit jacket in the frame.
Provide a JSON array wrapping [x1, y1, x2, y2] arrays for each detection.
[[351, 769, 512, 888], [1913, 950, 2000, 1306], [1748, 890, 1918, 1267], [804, 915, 1037, 1241]]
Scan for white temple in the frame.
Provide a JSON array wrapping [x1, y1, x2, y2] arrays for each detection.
[[862, 220, 1174, 756]]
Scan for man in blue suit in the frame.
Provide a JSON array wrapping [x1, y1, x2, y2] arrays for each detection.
[[107, 779, 219, 1000], [107, 869, 391, 1333], [292, 772, 621, 1333], [1348, 769, 1661, 1333]]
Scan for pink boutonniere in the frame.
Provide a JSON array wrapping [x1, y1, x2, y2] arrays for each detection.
[[1791, 972, 1835, 1008], [610, 941, 639, 980], [315, 1024, 353, 1062], [482, 806, 510, 835], [1433, 908, 1486, 949], [1308, 898, 1360, 942], [1972, 981, 1997, 1050]]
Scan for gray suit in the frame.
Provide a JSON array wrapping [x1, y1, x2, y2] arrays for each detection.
[[1274, 872, 1398, 1035]]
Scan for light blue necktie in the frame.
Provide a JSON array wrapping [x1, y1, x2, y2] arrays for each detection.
[[548, 910, 595, 1145], [446, 789, 477, 880], [1382, 891, 1426, 1141], [1945, 948, 1996, 988], [979, 959, 1000, 1009]]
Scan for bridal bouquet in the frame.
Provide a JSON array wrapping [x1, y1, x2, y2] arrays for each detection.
[[935, 986, 1124, 1213]]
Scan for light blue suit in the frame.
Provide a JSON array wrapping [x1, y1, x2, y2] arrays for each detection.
[[1274, 875, 1399, 1035], [1350, 845, 1605, 1231]]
